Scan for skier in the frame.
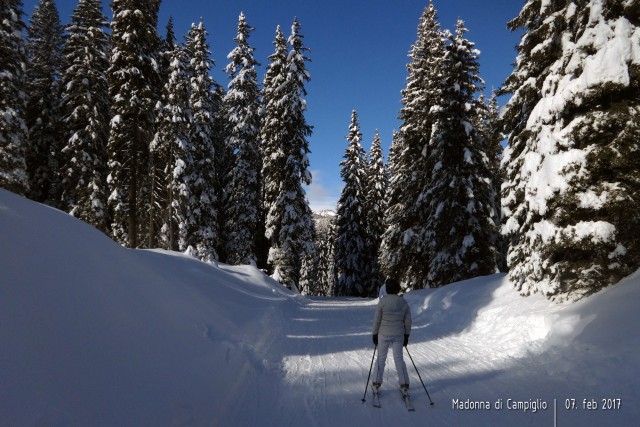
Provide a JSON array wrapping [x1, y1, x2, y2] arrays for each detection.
[[371, 277, 412, 399]]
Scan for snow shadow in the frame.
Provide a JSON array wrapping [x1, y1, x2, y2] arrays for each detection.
[[407, 274, 506, 343], [403, 355, 506, 396], [281, 275, 506, 359], [282, 297, 378, 357]]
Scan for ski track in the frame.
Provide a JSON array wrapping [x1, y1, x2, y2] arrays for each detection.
[[251, 292, 636, 427], [269, 297, 434, 426]]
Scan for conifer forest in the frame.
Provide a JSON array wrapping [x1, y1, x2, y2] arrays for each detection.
[[2, 0, 639, 301]]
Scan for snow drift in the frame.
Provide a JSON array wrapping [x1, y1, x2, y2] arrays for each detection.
[[1, 188, 638, 426]]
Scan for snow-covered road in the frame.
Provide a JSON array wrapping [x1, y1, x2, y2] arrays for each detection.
[[237, 276, 638, 427]]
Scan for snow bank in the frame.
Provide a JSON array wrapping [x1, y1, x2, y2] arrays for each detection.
[[0, 189, 297, 427]]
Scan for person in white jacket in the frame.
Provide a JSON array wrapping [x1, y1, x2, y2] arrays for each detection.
[[371, 278, 412, 396]]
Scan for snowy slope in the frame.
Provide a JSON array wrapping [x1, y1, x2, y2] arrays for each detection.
[[1, 188, 638, 426]]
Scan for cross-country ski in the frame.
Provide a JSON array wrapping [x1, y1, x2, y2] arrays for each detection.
[[372, 389, 381, 408], [401, 389, 415, 411]]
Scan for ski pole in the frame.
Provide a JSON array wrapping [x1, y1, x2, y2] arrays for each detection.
[[405, 346, 434, 406], [361, 345, 377, 403]]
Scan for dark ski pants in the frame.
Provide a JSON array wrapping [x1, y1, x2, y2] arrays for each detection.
[[374, 334, 409, 387]]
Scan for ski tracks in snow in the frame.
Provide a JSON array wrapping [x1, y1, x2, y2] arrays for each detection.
[[268, 294, 555, 426], [274, 298, 366, 423], [271, 295, 524, 426], [274, 297, 424, 425]]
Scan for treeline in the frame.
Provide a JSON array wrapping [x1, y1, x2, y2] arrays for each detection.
[[317, 0, 640, 301], [2, 0, 639, 301], [0, 0, 317, 292], [326, 6, 504, 297]]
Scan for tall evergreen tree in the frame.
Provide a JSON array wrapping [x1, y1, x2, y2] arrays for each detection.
[[222, 12, 262, 266], [139, 1, 164, 248], [385, 130, 401, 192], [500, 0, 640, 301], [424, 20, 498, 287], [59, 0, 110, 232], [262, 26, 288, 214], [262, 20, 317, 289], [475, 92, 506, 271], [211, 83, 229, 260], [262, 25, 294, 282], [148, 19, 177, 249], [313, 212, 337, 296], [151, 44, 193, 252], [284, 18, 317, 292], [363, 130, 387, 296], [482, 93, 503, 196], [380, 1, 446, 289], [184, 20, 219, 263], [24, 0, 64, 206], [107, 0, 161, 247], [0, 0, 29, 195], [334, 110, 368, 297], [159, 17, 175, 85], [286, 17, 317, 284]]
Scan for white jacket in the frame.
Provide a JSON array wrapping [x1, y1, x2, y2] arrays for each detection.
[[372, 294, 412, 337]]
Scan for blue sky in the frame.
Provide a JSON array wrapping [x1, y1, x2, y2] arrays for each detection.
[[24, 0, 523, 211]]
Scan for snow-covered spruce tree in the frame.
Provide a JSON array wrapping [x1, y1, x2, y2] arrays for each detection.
[[0, 0, 29, 195], [159, 17, 175, 87], [363, 130, 388, 296], [211, 83, 229, 260], [499, 0, 566, 264], [380, 1, 446, 290], [334, 111, 369, 297], [184, 20, 219, 263], [385, 130, 400, 189], [148, 19, 177, 249], [24, 0, 64, 206], [262, 26, 293, 282], [59, 0, 110, 232], [261, 27, 287, 205], [139, 0, 163, 247], [298, 249, 319, 295], [424, 20, 498, 287], [500, 0, 640, 301], [151, 44, 193, 252], [286, 23, 318, 292], [475, 92, 506, 271], [107, 0, 161, 247], [222, 12, 262, 266], [313, 212, 337, 296], [262, 20, 317, 290]]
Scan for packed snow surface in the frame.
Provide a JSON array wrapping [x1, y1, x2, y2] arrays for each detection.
[[1, 188, 638, 426]]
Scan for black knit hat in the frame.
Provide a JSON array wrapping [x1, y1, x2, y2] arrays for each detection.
[[385, 278, 400, 294]]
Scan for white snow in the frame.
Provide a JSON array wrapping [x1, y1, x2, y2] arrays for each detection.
[[1, 188, 639, 426], [576, 187, 615, 210], [566, 220, 616, 244], [521, 6, 640, 227], [567, 16, 638, 91]]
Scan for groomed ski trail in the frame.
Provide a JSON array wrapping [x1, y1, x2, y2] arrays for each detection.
[[253, 278, 638, 427], [275, 297, 421, 426]]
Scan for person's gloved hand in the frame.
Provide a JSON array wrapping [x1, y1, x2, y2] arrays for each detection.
[[373, 334, 378, 346], [403, 334, 409, 347]]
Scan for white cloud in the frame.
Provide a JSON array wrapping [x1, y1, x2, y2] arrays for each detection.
[[304, 170, 341, 212]]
